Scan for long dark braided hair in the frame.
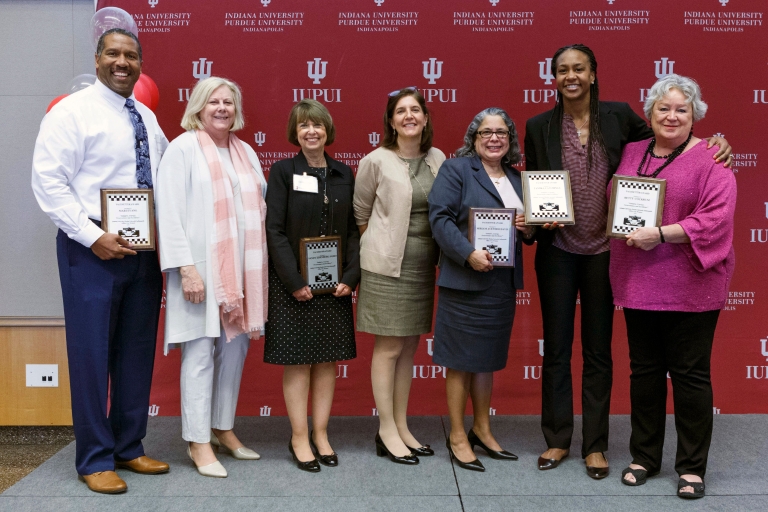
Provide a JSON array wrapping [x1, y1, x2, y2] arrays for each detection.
[[548, 44, 608, 176]]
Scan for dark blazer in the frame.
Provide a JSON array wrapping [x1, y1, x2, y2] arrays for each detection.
[[523, 101, 653, 245], [266, 151, 360, 293], [428, 155, 528, 292]]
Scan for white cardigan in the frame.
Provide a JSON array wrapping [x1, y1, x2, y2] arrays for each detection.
[[155, 131, 267, 353]]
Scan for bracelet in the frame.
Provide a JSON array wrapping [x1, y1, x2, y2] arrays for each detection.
[[658, 226, 666, 243]]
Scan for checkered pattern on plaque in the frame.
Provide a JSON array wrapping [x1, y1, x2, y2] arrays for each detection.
[[109, 194, 148, 202], [528, 174, 564, 181], [489, 253, 508, 262], [531, 209, 568, 219], [306, 240, 339, 290], [619, 181, 660, 192], [476, 212, 512, 221]]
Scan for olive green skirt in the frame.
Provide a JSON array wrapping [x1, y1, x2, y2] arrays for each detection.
[[356, 232, 436, 337]]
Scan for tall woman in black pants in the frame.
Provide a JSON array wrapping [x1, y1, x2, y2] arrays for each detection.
[[523, 44, 731, 479]]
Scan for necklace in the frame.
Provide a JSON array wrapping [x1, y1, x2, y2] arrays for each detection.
[[310, 166, 329, 204], [575, 116, 589, 138], [636, 131, 693, 178], [399, 154, 429, 202]]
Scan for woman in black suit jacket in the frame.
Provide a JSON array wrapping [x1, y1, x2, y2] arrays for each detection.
[[524, 44, 730, 479], [429, 107, 534, 472], [264, 100, 360, 472]]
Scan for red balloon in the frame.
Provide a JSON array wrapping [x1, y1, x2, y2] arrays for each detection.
[[46, 94, 68, 113], [132, 80, 153, 110], [138, 74, 160, 111]]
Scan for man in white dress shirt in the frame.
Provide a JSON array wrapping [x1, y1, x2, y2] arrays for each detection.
[[32, 29, 169, 494]]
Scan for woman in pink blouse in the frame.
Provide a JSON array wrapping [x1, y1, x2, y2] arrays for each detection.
[[610, 74, 736, 500]]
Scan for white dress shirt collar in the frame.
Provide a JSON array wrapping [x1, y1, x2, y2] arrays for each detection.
[[92, 78, 136, 113]]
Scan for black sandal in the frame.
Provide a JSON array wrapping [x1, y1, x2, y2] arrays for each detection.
[[621, 466, 658, 486], [677, 478, 705, 499]]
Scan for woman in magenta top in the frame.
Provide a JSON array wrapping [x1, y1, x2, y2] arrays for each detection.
[[609, 74, 736, 500]]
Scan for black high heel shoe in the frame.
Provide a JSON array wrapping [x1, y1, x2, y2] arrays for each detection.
[[288, 439, 320, 473], [468, 429, 518, 460], [406, 444, 435, 457], [446, 439, 484, 472], [310, 430, 338, 467], [375, 433, 419, 465]]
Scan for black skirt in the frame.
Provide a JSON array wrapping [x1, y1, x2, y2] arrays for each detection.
[[433, 270, 517, 373], [264, 265, 356, 365]]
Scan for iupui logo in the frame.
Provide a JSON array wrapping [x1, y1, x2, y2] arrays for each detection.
[[307, 57, 327, 84], [538, 339, 544, 357], [423, 58, 442, 84], [148, 0, 158, 7], [607, 0, 616, 5], [654, 57, 675, 78], [749, 202, 768, 243], [421, 58, 456, 103], [427, 337, 434, 356], [148, 404, 159, 416], [260, 405, 272, 416], [374, 0, 385, 6], [524, 57, 556, 104], [368, 132, 380, 147], [755, 90, 768, 104], [539, 58, 554, 85], [746, 337, 768, 379], [720, 0, 729, 6], [336, 365, 348, 378], [193, 57, 213, 81], [640, 57, 675, 102], [490, 0, 500, 6], [254, 132, 266, 147], [261, 0, 271, 7], [294, 58, 340, 102]]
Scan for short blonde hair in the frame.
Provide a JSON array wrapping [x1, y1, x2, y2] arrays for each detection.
[[181, 77, 245, 131], [286, 99, 336, 146]]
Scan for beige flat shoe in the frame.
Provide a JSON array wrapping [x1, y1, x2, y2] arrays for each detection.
[[187, 445, 227, 478], [211, 432, 261, 460]]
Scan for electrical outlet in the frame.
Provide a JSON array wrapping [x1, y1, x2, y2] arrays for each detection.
[[26, 364, 58, 387]]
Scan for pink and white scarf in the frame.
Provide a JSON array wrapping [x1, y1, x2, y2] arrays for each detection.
[[196, 129, 267, 340]]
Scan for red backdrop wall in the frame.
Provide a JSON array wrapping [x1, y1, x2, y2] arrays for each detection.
[[98, 0, 768, 417]]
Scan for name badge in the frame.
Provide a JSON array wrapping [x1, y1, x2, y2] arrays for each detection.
[[293, 173, 319, 193]]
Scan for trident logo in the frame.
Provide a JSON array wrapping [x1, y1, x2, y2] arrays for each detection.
[[654, 57, 675, 78], [372, 408, 379, 416], [368, 132, 381, 147], [489, 407, 497, 415], [539, 58, 554, 85], [607, 0, 615, 5], [761, 338, 768, 361], [148, 0, 158, 7], [148, 404, 159, 416], [261, 0, 271, 6], [259, 405, 272, 416], [307, 58, 327, 84], [423, 58, 443, 84], [720, 0, 729, 6], [254, 132, 266, 147], [426, 337, 434, 356], [192, 58, 212, 81], [538, 339, 545, 357], [489, 0, 500, 6], [374, 0, 385, 5]]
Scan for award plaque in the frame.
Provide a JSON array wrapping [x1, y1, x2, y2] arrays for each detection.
[[606, 176, 666, 239], [468, 208, 516, 268], [521, 170, 575, 225], [100, 189, 156, 250], [299, 236, 342, 294]]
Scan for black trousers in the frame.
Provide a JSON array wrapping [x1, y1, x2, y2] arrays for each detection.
[[624, 308, 720, 478], [536, 244, 614, 458], [56, 229, 162, 475]]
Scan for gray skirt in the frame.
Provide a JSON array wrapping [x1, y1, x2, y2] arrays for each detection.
[[356, 234, 436, 337], [433, 271, 517, 373]]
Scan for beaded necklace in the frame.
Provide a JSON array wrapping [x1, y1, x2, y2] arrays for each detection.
[[636, 131, 693, 178]]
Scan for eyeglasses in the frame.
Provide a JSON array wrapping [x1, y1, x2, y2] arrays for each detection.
[[388, 86, 417, 97], [477, 130, 510, 139]]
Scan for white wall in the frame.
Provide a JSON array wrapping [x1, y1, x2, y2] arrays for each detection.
[[0, 0, 94, 316]]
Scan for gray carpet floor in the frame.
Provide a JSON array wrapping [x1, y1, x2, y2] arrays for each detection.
[[1, 415, 766, 511]]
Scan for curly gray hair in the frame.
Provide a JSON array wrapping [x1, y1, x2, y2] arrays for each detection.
[[643, 74, 708, 122], [456, 107, 522, 165]]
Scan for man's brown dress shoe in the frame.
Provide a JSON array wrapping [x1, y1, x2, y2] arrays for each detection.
[[78, 471, 127, 494], [115, 455, 170, 474]]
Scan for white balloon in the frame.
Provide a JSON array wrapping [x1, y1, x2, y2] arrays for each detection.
[[66, 74, 97, 95], [91, 7, 139, 50]]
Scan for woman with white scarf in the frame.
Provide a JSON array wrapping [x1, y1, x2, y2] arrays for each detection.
[[156, 77, 268, 478]]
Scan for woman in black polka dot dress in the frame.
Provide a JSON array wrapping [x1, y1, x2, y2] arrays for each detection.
[[264, 100, 360, 472]]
